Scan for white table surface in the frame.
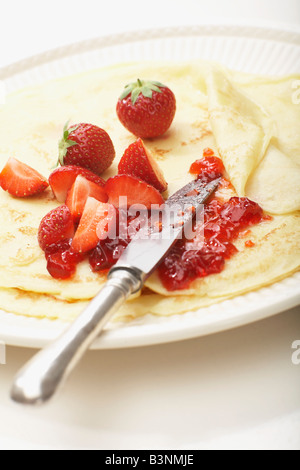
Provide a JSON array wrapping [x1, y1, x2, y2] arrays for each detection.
[[0, 0, 299, 450]]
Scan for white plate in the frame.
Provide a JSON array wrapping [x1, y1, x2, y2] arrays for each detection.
[[0, 24, 299, 349]]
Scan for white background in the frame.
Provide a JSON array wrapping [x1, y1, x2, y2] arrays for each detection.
[[0, 0, 300, 66], [0, 0, 299, 450]]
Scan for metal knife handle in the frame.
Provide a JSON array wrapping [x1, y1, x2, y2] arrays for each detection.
[[10, 268, 142, 405]]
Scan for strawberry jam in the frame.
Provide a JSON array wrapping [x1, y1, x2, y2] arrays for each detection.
[[157, 196, 263, 290], [89, 237, 129, 272], [44, 239, 85, 280], [157, 150, 266, 291], [89, 210, 141, 273], [190, 155, 225, 183]]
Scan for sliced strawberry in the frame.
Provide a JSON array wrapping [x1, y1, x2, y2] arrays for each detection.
[[49, 165, 106, 203], [66, 175, 108, 223], [105, 174, 165, 209], [38, 205, 75, 252], [118, 138, 168, 193], [0, 157, 48, 197], [71, 197, 117, 253]]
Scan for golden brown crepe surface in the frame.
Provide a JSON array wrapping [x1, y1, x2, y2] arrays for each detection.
[[0, 61, 299, 321]]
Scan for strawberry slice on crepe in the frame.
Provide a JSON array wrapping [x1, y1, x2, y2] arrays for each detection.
[[0, 157, 48, 197], [71, 197, 117, 253], [118, 138, 168, 193], [49, 165, 106, 203], [105, 174, 164, 209], [66, 175, 108, 223]]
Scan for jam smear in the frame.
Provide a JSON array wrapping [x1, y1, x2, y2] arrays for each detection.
[[190, 155, 225, 183], [89, 237, 129, 272], [89, 209, 142, 273], [157, 149, 266, 291], [157, 196, 264, 291], [245, 240, 255, 248], [45, 239, 85, 280]]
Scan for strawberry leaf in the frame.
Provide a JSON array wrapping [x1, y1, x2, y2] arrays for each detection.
[[140, 86, 153, 99], [119, 79, 165, 105], [131, 87, 142, 104], [119, 83, 136, 101]]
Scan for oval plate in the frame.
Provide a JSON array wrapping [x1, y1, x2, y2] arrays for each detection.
[[0, 24, 299, 349]]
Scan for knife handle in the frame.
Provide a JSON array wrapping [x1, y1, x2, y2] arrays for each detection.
[[10, 268, 143, 405]]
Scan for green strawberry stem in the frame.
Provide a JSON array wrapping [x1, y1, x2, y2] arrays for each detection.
[[119, 79, 166, 105]]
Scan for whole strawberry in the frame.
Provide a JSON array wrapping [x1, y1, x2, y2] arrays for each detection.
[[58, 122, 115, 176], [116, 79, 176, 138]]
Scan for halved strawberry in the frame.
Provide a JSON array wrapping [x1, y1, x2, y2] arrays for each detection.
[[105, 174, 164, 209], [0, 157, 48, 197], [38, 205, 75, 252], [66, 175, 108, 223], [71, 197, 117, 253], [118, 138, 168, 193], [49, 165, 106, 203]]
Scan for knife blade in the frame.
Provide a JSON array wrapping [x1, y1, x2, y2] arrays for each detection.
[[112, 177, 221, 281], [10, 177, 220, 405]]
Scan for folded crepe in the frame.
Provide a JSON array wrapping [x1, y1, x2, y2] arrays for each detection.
[[0, 61, 298, 321]]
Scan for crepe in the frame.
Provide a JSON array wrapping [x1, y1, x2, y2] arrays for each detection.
[[208, 67, 300, 213], [0, 60, 299, 322], [206, 67, 274, 196]]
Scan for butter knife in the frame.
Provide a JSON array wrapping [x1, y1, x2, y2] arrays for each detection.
[[10, 177, 220, 405]]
